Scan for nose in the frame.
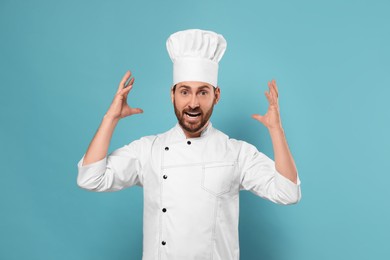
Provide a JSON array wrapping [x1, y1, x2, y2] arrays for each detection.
[[189, 94, 199, 109]]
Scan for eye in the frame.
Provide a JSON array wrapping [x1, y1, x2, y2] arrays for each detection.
[[180, 90, 188, 96], [199, 90, 208, 96]]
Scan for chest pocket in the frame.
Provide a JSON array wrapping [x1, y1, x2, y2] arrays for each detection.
[[201, 162, 236, 196]]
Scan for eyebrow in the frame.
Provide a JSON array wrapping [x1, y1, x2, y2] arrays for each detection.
[[177, 85, 212, 90]]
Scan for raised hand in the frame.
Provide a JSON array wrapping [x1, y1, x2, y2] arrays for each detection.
[[252, 79, 282, 130], [105, 71, 143, 120]]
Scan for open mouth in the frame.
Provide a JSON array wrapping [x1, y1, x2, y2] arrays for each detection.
[[184, 112, 201, 118]]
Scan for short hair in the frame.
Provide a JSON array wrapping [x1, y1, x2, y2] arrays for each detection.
[[171, 84, 216, 93]]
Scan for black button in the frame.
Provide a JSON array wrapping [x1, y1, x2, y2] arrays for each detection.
[[187, 141, 191, 145], [165, 147, 169, 151], [162, 208, 167, 213], [162, 241, 166, 246], [163, 175, 168, 179]]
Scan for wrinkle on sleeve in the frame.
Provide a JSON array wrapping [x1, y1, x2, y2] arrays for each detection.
[[238, 142, 301, 205], [77, 139, 145, 192]]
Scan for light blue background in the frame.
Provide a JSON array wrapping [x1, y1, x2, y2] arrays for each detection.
[[1, 0, 389, 259]]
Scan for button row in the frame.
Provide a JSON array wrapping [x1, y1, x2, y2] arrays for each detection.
[[162, 174, 167, 246], [162, 142, 193, 249], [162, 142, 191, 249], [164, 141, 192, 151]]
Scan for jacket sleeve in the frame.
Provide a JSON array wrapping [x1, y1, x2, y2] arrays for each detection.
[[238, 141, 301, 205], [76, 139, 145, 192]]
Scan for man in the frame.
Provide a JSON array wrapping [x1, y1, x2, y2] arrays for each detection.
[[77, 29, 301, 260]]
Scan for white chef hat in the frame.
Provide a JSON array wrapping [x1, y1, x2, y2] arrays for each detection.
[[166, 29, 227, 87]]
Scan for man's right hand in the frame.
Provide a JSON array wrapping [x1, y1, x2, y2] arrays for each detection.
[[105, 70, 143, 120]]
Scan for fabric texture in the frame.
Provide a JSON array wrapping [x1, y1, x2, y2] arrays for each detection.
[[166, 29, 227, 87], [77, 123, 301, 260]]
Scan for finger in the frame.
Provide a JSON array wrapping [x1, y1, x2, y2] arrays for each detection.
[[270, 80, 278, 100], [130, 108, 144, 114], [121, 84, 133, 98], [123, 78, 136, 99], [117, 71, 132, 93], [252, 114, 265, 123], [270, 81, 280, 104], [272, 79, 279, 98], [268, 81, 276, 102], [124, 84, 135, 99], [125, 77, 135, 88], [265, 91, 272, 104], [268, 81, 274, 103]]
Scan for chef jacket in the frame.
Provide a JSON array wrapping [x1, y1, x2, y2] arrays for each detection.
[[77, 123, 301, 260]]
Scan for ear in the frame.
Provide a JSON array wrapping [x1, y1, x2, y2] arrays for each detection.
[[214, 87, 221, 104], [170, 87, 174, 104]]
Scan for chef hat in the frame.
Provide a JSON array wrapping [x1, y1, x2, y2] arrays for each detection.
[[166, 29, 227, 87]]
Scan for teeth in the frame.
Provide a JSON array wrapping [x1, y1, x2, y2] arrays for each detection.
[[186, 112, 201, 117]]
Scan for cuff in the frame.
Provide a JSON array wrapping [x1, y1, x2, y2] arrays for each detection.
[[275, 170, 301, 186], [77, 154, 107, 171], [274, 170, 302, 204]]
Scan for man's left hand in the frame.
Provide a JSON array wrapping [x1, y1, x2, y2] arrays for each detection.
[[252, 79, 283, 130]]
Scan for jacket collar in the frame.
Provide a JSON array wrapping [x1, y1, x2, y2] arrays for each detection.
[[174, 122, 214, 140]]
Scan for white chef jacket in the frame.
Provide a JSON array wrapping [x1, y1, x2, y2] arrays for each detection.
[[77, 123, 301, 260]]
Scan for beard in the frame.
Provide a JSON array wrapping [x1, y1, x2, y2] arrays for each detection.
[[173, 100, 215, 135]]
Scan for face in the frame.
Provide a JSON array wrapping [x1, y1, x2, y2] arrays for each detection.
[[171, 81, 220, 138]]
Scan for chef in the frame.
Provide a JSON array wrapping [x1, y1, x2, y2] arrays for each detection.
[[77, 29, 301, 260]]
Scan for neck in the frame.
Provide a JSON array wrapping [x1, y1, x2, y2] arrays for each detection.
[[181, 122, 210, 139]]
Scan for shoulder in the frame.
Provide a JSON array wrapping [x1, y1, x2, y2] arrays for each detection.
[[125, 135, 157, 148], [125, 126, 176, 146], [212, 127, 255, 151], [124, 125, 179, 152]]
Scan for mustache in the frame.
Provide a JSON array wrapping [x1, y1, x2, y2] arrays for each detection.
[[183, 108, 202, 114]]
